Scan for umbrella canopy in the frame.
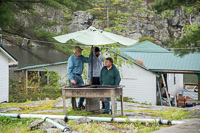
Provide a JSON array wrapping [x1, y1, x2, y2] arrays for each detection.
[[53, 26, 138, 85], [53, 26, 138, 46]]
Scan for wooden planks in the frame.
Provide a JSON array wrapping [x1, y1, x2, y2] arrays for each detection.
[[62, 85, 124, 117]]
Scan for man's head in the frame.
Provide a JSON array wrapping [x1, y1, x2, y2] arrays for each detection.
[[95, 47, 101, 57], [105, 57, 113, 68], [74, 46, 83, 57]]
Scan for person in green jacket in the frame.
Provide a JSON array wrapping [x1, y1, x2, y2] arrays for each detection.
[[100, 57, 121, 114]]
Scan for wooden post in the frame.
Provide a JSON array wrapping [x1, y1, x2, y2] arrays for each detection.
[[157, 77, 163, 106], [15, 71, 19, 87], [159, 77, 162, 91], [196, 74, 200, 101], [111, 89, 116, 117], [72, 97, 76, 110], [23, 70, 27, 94], [62, 89, 66, 115], [120, 88, 124, 116], [161, 74, 171, 106]]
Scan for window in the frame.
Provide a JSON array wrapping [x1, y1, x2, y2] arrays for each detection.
[[27, 71, 39, 87], [27, 71, 47, 87], [39, 71, 47, 86]]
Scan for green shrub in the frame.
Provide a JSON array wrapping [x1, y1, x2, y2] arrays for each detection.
[[139, 37, 157, 43]]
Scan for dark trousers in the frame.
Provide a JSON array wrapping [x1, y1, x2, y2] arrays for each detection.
[[69, 74, 85, 107], [92, 77, 100, 85], [92, 77, 105, 109]]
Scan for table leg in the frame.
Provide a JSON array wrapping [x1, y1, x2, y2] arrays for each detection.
[[62, 90, 66, 115], [111, 89, 116, 117], [120, 94, 123, 116], [72, 97, 76, 110]]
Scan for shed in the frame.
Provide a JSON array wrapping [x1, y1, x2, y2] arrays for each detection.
[[0, 44, 17, 103], [118, 41, 200, 104], [14, 61, 68, 89], [117, 51, 159, 105]]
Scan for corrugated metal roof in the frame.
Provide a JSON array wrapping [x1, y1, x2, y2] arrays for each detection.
[[14, 61, 68, 71], [124, 52, 200, 71], [113, 48, 159, 75], [121, 40, 169, 53]]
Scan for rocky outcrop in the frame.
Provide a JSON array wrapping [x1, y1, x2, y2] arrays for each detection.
[[70, 11, 94, 32], [68, 9, 199, 46]]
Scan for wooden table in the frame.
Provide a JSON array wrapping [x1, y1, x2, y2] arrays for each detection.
[[62, 85, 124, 117]]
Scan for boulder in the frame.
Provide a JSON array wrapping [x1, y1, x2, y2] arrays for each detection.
[[172, 17, 180, 26], [30, 120, 44, 130], [74, 117, 91, 124], [45, 128, 63, 133], [127, 33, 142, 41], [43, 122, 56, 132], [159, 28, 170, 41], [70, 11, 94, 32]]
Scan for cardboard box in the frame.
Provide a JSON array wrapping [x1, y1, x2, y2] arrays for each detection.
[[177, 101, 185, 107]]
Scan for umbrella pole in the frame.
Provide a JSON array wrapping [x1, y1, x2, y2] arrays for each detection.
[[91, 45, 93, 85]]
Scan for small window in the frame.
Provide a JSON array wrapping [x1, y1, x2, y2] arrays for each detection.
[[28, 71, 39, 87], [39, 71, 47, 86], [27, 71, 48, 87]]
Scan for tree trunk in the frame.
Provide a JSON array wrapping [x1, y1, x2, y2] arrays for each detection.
[[189, 13, 192, 25]]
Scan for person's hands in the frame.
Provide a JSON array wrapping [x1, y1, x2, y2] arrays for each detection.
[[88, 81, 92, 85], [71, 80, 76, 85]]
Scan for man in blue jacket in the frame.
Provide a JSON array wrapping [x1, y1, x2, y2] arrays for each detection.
[[67, 46, 93, 109], [100, 57, 121, 114]]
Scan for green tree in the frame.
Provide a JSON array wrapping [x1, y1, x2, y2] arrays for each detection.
[[151, 0, 200, 56], [0, 0, 91, 57], [150, 0, 199, 14], [128, 0, 154, 33]]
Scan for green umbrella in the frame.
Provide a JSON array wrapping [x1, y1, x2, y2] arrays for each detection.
[[53, 26, 138, 84]]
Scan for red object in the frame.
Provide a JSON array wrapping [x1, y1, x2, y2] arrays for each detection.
[[162, 93, 170, 98]]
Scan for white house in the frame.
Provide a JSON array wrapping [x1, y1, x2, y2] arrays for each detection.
[[0, 44, 17, 103], [119, 61, 157, 105], [14, 61, 68, 89]]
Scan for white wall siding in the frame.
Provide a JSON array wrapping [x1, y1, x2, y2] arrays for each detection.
[[0, 52, 9, 103], [118, 62, 157, 105], [167, 73, 183, 97]]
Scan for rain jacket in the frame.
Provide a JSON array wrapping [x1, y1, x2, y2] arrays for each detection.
[[100, 64, 121, 85]]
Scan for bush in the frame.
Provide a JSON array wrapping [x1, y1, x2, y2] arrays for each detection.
[[9, 77, 62, 103], [87, 10, 105, 19], [139, 37, 157, 43]]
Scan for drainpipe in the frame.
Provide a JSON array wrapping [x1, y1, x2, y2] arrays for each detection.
[[0, 113, 70, 132], [0, 113, 184, 125], [44, 117, 70, 132]]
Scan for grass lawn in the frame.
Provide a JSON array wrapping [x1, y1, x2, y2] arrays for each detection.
[[1, 99, 199, 133]]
